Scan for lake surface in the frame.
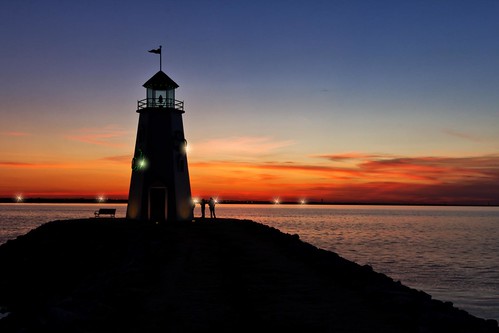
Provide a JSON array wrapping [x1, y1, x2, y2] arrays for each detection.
[[1, 203, 498, 321]]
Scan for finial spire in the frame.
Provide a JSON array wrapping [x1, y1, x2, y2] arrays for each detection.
[[148, 45, 162, 71]]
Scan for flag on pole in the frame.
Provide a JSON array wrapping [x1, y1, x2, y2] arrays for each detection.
[[148, 46, 163, 70], [148, 47, 161, 54]]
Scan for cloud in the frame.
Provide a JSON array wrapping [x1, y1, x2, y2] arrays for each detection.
[[189, 153, 499, 204], [100, 155, 131, 164], [0, 161, 79, 169], [318, 154, 499, 183], [191, 160, 337, 174], [191, 136, 294, 157], [66, 125, 129, 148], [443, 129, 484, 143], [315, 152, 387, 161], [0, 161, 36, 167], [193, 154, 499, 182], [2, 131, 31, 137], [0, 154, 131, 171]]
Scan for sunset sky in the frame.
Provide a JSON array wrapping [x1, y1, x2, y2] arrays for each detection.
[[1, 1, 498, 204]]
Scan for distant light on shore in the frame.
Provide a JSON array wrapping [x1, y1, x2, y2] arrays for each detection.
[[274, 198, 280, 205], [97, 195, 106, 203], [300, 199, 307, 205], [15, 194, 23, 203]]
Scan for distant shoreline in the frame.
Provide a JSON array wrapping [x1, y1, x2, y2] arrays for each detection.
[[0, 197, 497, 207]]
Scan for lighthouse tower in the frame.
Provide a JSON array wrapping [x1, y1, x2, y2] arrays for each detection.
[[126, 69, 193, 222]]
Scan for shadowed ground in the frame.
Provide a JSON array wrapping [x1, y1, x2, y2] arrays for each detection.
[[0, 218, 497, 333]]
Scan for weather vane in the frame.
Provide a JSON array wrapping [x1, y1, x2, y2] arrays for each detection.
[[148, 45, 162, 71]]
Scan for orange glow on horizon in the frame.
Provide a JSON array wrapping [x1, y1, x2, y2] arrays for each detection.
[[1, 152, 499, 205], [188, 154, 499, 204]]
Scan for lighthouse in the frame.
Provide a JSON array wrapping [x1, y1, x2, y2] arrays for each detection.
[[126, 66, 193, 222]]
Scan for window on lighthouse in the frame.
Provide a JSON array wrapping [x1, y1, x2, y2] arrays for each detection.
[[165, 89, 175, 107], [155, 90, 166, 107], [147, 89, 166, 107]]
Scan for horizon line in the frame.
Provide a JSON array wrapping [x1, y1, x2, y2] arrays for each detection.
[[0, 197, 497, 207]]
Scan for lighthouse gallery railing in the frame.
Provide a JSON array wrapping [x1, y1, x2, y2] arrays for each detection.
[[137, 98, 184, 111]]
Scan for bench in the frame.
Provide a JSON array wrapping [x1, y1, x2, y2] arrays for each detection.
[[94, 208, 116, 218]]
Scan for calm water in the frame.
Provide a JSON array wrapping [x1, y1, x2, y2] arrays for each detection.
[[1, 203, 498, 321]]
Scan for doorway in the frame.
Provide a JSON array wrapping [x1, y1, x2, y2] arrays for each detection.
[[149, 187, 167, 222]]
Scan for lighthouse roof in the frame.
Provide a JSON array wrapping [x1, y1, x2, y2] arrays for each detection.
[[143, 70, 179, 89]]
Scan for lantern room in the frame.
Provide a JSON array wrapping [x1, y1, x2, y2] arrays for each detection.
[[137, 70, 184, 111]]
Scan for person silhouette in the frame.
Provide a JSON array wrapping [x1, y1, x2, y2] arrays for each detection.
[[201, 199, 206, 219], [208, 197, 216, 219]]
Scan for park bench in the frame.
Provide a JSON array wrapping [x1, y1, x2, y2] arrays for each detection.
[[94, 208, 116, 218]]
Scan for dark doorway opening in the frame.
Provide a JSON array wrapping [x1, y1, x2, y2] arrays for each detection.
[[150, 187, 167, 222]]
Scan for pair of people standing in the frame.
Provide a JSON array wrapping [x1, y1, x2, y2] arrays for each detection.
[[200, 197, 216, 219]]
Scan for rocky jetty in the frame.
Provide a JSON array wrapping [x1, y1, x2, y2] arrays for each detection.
[[0, 218, 497, 333]]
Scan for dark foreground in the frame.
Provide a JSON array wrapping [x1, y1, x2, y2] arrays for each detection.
[[0, 218, 497, 333]]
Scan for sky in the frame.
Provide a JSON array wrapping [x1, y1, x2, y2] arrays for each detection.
[[1, 0, 498, 205]]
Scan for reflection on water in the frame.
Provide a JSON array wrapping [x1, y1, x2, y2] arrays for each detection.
[[1, 203, 498, 320], [217, 204, 499, 321]]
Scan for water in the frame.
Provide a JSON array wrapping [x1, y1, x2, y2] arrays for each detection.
[[0, 203, 128, 245], [1, 203, 498, 321]]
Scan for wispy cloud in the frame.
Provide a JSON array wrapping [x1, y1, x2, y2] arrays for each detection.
[[315, 153, 499, 182], [191, 136, 295, 157], [0, 161, 36, 167], [66, 125, 129, 148], [315, 152, 388, 161], [0, 161, 76, 169], [2, 131, 31, 137], [443, 129, 484, 143], [0, 155, 132, 170], [100, 155, 131, 164]]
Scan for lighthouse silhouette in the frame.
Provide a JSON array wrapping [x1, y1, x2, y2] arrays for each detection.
[[126, 51, 193, 222]]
